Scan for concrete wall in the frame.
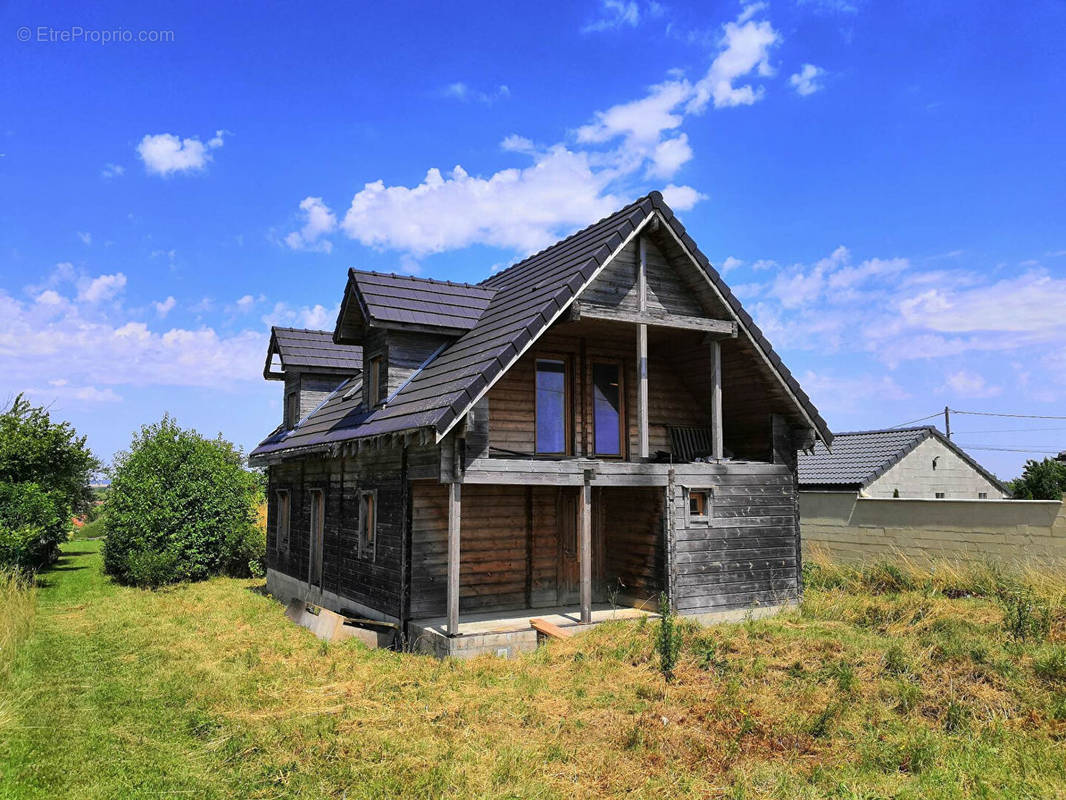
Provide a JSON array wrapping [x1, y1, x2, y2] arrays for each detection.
[[866, 437, 1007, 499], [801, 490, 1066, 565]]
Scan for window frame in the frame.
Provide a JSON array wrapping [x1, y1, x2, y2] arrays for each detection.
[[978, 492, 987, 500], [285, 392, 299, 429], [275, 488, 291, 553], [367, 354, 382, 408], [935, 492, 945, 499], [590, 359, 626, 459], [308, 488, 325, 587], [687, 487, 713, 523], [358, 489, 377, 560], [534, 354, 571, 456]]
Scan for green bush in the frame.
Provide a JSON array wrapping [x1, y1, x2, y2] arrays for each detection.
[[1000, 586, 1052, 643], [0, 395, 96, 571], [103, 416, 264, 587], [0, 482, 68, 570], [655, 593, 682, 682]]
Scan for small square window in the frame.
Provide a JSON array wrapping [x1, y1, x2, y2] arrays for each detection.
[[935, 492, 945, 499], [689, 489, 712, 518], [978, 492, 987, 499]]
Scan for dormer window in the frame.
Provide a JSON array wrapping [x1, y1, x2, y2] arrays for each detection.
[[368, 355, 382, 408], [285, 392, 299, 429]]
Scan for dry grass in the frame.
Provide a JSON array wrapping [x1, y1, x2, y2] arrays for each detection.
[[0, 570, 36, 733], [3, 541, 1066, 799]]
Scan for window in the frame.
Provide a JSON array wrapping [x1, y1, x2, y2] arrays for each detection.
[[592, 362, 622, 457], [275, 490, 290, 552], [285, 392, 299, 429], [359, 490, 377, 559], [309, 489, 325, 587], [935, 492, 945, 499], [535, 358, 568, 454], [689, 488, 712, 519], [978, 492, 988, 499], [368, 355, 382, 407]]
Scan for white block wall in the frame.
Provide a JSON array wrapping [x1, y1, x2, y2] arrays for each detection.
[[866, 437, 1007, 499]]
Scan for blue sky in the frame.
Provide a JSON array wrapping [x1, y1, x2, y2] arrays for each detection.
[[2, 0, 1065, 479]]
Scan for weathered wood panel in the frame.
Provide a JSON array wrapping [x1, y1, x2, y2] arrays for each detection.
[[266, 447, 407, 619], [669, 465, 800, 613], [600, 486, 663, 604]]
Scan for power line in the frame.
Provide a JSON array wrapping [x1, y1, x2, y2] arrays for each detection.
[[888, 412, 942, 429], [951, 409, 1066, 421], [955, 445, 1064, 454], [952, 426, 1066, 434]]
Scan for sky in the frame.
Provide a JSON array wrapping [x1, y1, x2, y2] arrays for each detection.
[[2, 0, 1065, 481]]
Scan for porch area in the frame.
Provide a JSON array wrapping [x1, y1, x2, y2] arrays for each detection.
[[409, 603, 656, 659]]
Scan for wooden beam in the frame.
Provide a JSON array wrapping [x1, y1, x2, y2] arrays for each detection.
[[637, 235, 649, 459], [579, 471, 592, 624], [572, 302, 737, 336], [530, 617, 573, 639], [637, 323, 649, 459], [710, 339, 723, 460], [447, 481, 461, 636]]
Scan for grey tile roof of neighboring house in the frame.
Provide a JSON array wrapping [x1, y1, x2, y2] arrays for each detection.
[[266, 327, 362, 376], [798, 426, 1008, 494], [251, 192, 832, 460], [347, 270, 497, 332], [798, 427, 931, 487]]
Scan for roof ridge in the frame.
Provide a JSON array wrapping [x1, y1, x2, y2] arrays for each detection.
[[272, 326, 334, 335], [831, 426, 935, 437], [348, 268, 496, 292], [479, 193, 655, 287]]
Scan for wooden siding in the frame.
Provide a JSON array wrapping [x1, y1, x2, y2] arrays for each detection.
[[669, 466, 800, 614], [266, 447, 408, 619], [581, 236, 705, 318], [486, 324, 708, 458]]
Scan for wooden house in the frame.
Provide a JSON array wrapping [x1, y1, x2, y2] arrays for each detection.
[[250, 192, 832, 658]]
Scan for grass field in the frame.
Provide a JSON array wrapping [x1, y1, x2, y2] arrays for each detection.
[[1, 541, 1065, 799]]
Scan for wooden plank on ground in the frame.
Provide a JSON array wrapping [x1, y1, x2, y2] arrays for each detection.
[[530, 617, 573, 639]]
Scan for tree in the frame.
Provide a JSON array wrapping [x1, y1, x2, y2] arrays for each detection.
[[0, 394, 98, 570], [1009, 458, 1066, 500], [103, 415, 264, 587]]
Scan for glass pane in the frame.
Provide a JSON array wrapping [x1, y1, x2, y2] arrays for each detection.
[[593, 363, 621, 455], [536, 359, 566, 453]]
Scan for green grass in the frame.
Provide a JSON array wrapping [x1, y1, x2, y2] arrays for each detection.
[[2, 542, 1065, 798], [71, 517, 106, 540]]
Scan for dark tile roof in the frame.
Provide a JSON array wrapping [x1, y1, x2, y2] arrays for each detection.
[[266, 327, 362, 376], [798, 427, 931, 487], [251, 192, 832, 460], [254, 376, 367, 454], [348, 270, 497, 332]]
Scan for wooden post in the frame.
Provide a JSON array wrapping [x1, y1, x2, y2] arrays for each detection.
[[637, 324, 648, 459], [447, 481, 461, 636], [709, 339, 723, 460], [637, 235, 649, 460], [579, 471, 592, 624]]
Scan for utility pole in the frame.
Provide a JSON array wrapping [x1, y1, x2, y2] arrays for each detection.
[[944, 406, 951, 439]]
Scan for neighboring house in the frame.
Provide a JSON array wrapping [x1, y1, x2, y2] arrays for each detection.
[[249, 192, 832, 657], [798, 426, 1008, 500]]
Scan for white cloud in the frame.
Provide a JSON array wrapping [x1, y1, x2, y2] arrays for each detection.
[[797, 370, 910, 414], [339, 151, 621, 256], [0, 289, 265, 397], [790, 63, 826, 96], [261, 302, 337, 331], [291, 5, 785, 258], [137, 130, 226, 176], [720, 256, 744, 273], [284, 196, 337, 253], [501, 135, 535, 155], [443, 83, 510, 104], [399, 255, 422, 276], [77, 231, 92, 245], [101, 163, 125, 179], [78, 273, 127, 304], [940, 370, 1002, 399], [660, 183, 705, 210], [235, 294, 259, 313], [35, 290, 64, 305], [154, 296, 176, 317], [583, 0, 664, 33]]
